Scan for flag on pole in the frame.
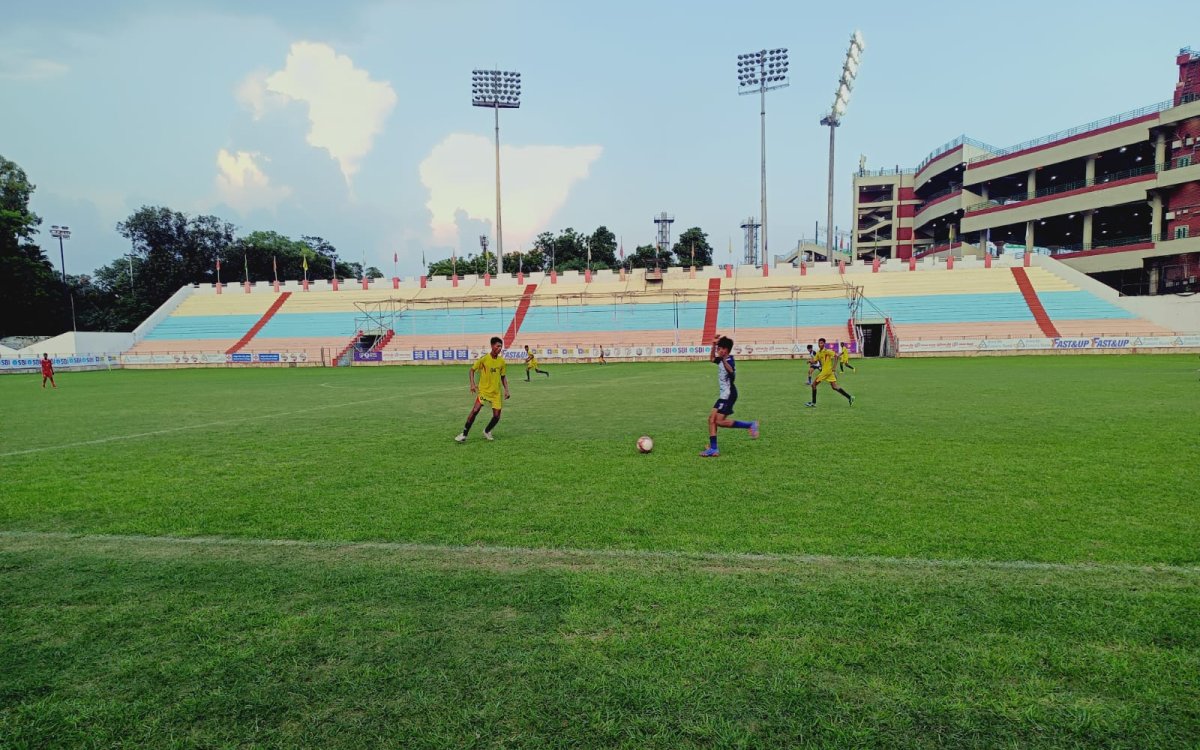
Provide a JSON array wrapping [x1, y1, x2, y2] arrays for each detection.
[[421, 251, 426, 270], [330, 256, 336, 278], [393, 252, 398, 264], [302, 255, 308, 272], [619, 237, 624, 260], [690, 242, 695, 266], [272, 255, 278, 282], [216, 259, 221, 271], [243, 254, 249, 283]]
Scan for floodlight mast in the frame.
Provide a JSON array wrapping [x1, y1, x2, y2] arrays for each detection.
[[737, 48, 788, 266], [49, 224, 76, 332], [820, 31, 865, 260], [472, 69, 521, 274]]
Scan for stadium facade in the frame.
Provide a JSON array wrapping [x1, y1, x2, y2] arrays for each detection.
[[852, 46, 1200, 295]]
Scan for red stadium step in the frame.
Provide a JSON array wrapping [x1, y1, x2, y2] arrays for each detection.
[[226, 292, 292, 354], [1010, 267, 1061, 338], [503, 284, 538, 347], [701, 277, 722, 343]]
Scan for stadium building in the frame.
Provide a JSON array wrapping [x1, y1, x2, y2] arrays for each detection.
[[852, 46, 1200, 295]]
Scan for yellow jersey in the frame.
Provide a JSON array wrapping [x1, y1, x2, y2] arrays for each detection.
[[816, 348, 836, 375], [472, 353, 507, 400], [839, 348, 850, 362]]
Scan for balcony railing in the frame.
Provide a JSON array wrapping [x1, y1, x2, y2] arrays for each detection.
[[916, 135, 1000, 173], [858, 166, 916, 177], [964, 164, 1161, 213], [966, 100, 1173, 165]]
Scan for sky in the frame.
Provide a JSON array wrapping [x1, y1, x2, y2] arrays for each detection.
[[0, 0, 1188, 277]]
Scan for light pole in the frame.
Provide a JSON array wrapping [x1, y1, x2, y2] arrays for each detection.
[[820, 30, 865, 261], [737, 48, 789, 265], [49, 225, 76, 332], [472, 69, 521, 275]]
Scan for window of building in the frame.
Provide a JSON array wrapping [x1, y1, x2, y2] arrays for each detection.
[[1179, 155, 1193, 168], [1175, 226, 1190, 240]]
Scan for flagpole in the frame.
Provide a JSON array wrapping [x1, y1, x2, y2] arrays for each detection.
[[243, 254, 249, 284], [272, 255, 278, 284]]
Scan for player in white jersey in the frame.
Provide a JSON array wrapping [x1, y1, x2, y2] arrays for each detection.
[[700, 334, 759, 457]]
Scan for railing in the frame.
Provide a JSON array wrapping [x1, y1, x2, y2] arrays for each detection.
[[858, 166, 916, 177], [964, 163, 1161, 213], [967, 100, 1174, 164], [917, 135, 1000, 173], [918, 186, 960, 204]]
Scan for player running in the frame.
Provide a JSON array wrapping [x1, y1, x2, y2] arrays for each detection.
[[804, 344, 818, 385], [700, 334, 759, 457], [523, 344, 549, 381], [455, 336, 511, 442], [839, 341, 856, 373], [805, 338, 854, 408]]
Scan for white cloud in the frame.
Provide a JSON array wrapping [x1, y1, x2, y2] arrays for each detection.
[[0, 57, 68, 81], [215, 149, 291, 213], [420, 134, 603, 249], [261, 41, 396, 183], [234, 70, 287, 121]]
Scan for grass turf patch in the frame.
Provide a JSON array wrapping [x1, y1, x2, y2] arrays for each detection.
[[1, 534, 1197, 749]]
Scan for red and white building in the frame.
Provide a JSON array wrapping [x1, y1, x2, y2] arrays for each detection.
[[853, 46, 1200, 294]]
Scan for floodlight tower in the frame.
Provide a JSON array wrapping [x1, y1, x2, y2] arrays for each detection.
[[471, 69, 521, 274], [740, 217, 761, 266], [654, 212, 674, 261], [820, 30, 865, 260], [49, 224, 76, 332], [737, 47, 789, 264]]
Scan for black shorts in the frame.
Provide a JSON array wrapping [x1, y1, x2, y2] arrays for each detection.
[[713, 391, 737, 415]]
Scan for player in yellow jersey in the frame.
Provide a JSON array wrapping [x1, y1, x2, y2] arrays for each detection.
[[455, 336, 511, 442], [838, 341, 856, 373], [805, 337, 854, 408], [523, 344, 549, 381]]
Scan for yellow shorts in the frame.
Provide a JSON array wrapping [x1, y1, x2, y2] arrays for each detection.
[[476, 394, 503, 411], [526, 360, 539, 370], [814, 371, 838, 385]]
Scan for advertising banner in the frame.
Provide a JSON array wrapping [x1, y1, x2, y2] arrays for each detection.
[[1, 354, 119, 371], [257, 353, 281, 363], [352, 351, 382, 362]]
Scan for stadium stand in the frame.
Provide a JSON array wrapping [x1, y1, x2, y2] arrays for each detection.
[[120, 256, 1178, 366]]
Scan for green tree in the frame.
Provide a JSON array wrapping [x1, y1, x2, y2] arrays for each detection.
[[625, 243, 674, 269], [587, 226, 618, 268], [673, 227, 713, 268], [0, 155, 64, 336]]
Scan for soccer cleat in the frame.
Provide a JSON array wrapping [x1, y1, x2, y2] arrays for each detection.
[[749, 421, 759, 439], [848, 395, 855, 407], [483, 431, 495, 441], [699, 447, 720, 457], [454, 433, 467, 443], [804, 402, 816, 408]]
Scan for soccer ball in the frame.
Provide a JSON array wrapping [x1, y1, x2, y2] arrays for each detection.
[[636, 435, 654, 453]]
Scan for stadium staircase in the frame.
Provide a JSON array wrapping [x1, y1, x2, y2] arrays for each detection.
[[333, 331, 363, 367], [1010, 268, 1061, 338], [701, 277, 722, 343], [225, 292, 292, 355], [503, 284, 538, 347]]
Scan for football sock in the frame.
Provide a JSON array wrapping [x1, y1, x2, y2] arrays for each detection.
[[709, 436, 718, 450], [463, 413, 477, 435], [733, 420, 751, 429], [485, 414, 501, 432], [811, 389, 818, 404], [839, 388, 852, 401]]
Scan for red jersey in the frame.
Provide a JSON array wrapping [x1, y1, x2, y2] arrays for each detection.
[[40, 358, 54, 376]]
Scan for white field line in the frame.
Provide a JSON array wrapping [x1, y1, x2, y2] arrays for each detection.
[[1, 530, 1196, 576], [0, 387, 458, 459]]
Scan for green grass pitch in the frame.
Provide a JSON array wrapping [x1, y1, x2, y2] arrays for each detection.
[[2, 356, 1198, 748]]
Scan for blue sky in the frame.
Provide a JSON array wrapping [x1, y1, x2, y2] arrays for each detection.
[[0, 0, 1187, 277]]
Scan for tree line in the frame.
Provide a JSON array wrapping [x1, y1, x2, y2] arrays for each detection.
[[426, 226, 715, 277], [1, 153, 717, 337]]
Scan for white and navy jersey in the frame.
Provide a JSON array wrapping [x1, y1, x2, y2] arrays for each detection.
[[716, 355, 737, 399]]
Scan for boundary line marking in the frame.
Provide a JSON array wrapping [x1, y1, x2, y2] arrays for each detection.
[[1, 530, 1196, 576], [0, 386, 458, 458]]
